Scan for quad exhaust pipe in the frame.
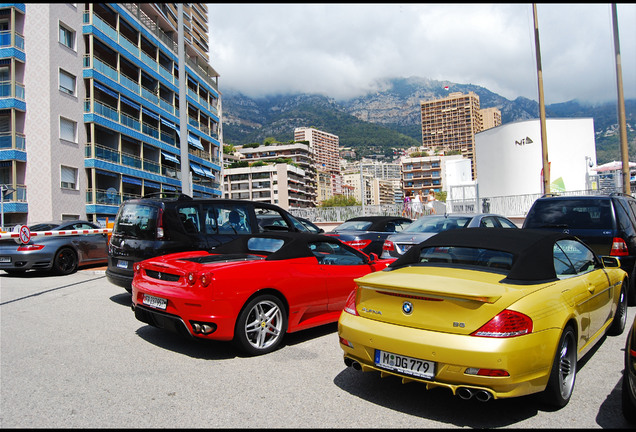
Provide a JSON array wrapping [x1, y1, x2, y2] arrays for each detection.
[[344, 358, 492, 402], [457, 387, 493, 402], [344, 357, 362, 370]]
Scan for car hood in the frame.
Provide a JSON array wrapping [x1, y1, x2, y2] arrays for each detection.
[[353, 266, 554, 335]]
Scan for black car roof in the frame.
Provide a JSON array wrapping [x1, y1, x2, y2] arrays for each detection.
[[341, 216, 410, 231], [210, 232, 359, 261], [389, 227, 580, 282]]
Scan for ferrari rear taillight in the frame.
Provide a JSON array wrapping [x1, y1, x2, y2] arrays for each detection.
[[133, 262, 142, 275], [343, 289, 359, 316], [344, 239, 371, 250], [186, 271, 197, 285], [199, 272, 212, 287], [610, 237, 629, 256], [471, 310, 532, 338], [17, 244, 45, 251], [382, 240, 395, 252], [156, 208, 164, 239]]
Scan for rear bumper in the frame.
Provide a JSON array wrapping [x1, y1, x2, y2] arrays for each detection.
[[338, 312, 560, 399], [106, 268, 133, 290]]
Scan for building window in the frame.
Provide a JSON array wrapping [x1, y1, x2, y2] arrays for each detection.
[[60, 165, 77, 189], [59, 69, 76, 96], [60, 117, 77, 142], [59, 23, 75, 50]]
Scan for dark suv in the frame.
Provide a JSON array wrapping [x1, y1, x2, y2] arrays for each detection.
[[523, 193, 636, 304], [106, 194, 307, 291]]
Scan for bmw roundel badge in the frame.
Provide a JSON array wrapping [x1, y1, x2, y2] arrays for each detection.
[[402, 301, 413, 315]]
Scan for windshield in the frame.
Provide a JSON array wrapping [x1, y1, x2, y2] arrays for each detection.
[[112, 204, 158, 240], [416, 246, 513, 272], [524, 199, 612, 229], [404, 216, 471, 233], [334, 220, 373, 231]]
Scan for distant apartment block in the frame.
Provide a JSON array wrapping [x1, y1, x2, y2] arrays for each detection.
[[223, 163, 313, 209], [0, 3, 221, 227], [236, 142, 317, 205], [481, 107, 502, 131], [294, 127, 340, 175], [400, 153, 464, 199], [421, 91, 500, 180]]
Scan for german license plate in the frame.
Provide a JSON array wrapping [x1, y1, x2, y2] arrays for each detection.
[[117, 259, 128, 269], [143, 294, 167, 310], [375, 350, 435, 379], [0, 256, 11, 263]]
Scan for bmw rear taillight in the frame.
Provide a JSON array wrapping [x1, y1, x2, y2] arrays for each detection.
[[17, 244, 45, 251], [382, 240, 395, 252], [610, 237, 629, 256], [156, 208, 164, 239], [344, 239, 372, 250], [343, 289, 359, 316], [471, 310, 532, 338]]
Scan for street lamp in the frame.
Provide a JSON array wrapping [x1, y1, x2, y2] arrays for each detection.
[[1, 184, 16, 231]]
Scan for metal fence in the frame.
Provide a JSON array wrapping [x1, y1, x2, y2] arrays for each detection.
[[289, 187, 627, 223]]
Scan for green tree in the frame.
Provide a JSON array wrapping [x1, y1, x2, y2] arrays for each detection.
[[320, 195, 361, 207]]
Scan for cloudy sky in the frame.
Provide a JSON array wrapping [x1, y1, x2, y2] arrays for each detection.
[[207, 3, 635, 105]]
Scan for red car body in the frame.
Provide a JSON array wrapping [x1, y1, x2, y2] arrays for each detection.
[[131, 232, 393, 355]]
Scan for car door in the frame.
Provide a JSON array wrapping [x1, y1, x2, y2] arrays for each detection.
[[556, 239, 614, 342], [310, 240, 377, 312], [73, 222, 108, 260]]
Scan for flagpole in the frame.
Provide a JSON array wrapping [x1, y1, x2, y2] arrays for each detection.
[[533, 4, 550, 195], [611, 4, 630, 194]]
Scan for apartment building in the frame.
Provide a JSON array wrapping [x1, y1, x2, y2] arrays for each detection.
[[0, 3, 221, 228], [420, 91, 491, 180], [294, 126, 340, 175], [236, 141, 317, 205], [481, 107, 502, 131], [401, 153, 464, 199], [223, 163, 313, 210]]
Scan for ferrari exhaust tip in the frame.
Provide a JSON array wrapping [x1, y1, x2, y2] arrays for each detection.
[[457, 387, 474, 400]]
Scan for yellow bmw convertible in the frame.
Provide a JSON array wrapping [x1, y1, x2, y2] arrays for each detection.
[[338, 228, 629, 407]]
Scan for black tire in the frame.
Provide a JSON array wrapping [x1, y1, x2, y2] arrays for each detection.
[[52, 247, 78, 275], [629, 268, 636, 306], [233, 294, 287, 356], [608, 279, 628, 336], [543, 325, 577, 408], [622, 328, 636, 423]]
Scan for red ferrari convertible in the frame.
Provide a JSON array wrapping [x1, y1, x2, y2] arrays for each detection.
[[131, 232, 393, 355]]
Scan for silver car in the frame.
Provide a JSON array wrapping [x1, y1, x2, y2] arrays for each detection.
[[0, 220, 108, 275], [381, 213, 518, 259]]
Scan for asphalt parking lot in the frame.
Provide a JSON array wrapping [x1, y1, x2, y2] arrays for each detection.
[[0, 268, 633, 428]]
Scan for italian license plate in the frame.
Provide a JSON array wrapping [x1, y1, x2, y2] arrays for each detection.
[[0, 256, 11, 263], [375, 350, 435, 379], [143, 294, 167, 310], [117, 259, 128, 269]]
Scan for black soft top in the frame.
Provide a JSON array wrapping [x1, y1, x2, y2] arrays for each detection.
[[210, 232, 357, 261], [389, 227, 580, 282], [338, 216, 411, 232]]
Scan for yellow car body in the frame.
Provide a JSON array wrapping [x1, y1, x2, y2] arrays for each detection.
[[338, 228, 628, 406]]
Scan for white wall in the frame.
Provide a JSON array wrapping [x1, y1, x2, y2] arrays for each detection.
[[475, 118, 596, 198]]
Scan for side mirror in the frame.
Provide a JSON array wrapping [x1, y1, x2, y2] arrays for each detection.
[[601, 256, 621, 268], [368, 252, 378, 263]]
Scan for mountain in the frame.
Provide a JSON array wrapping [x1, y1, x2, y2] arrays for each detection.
[[220, 77, 636, 164]]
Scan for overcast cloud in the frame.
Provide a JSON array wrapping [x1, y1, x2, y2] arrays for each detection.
[[207, 3, 636, 105]]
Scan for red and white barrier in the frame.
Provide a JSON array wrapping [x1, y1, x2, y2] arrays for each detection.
[[0, 226, 112, 244]]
